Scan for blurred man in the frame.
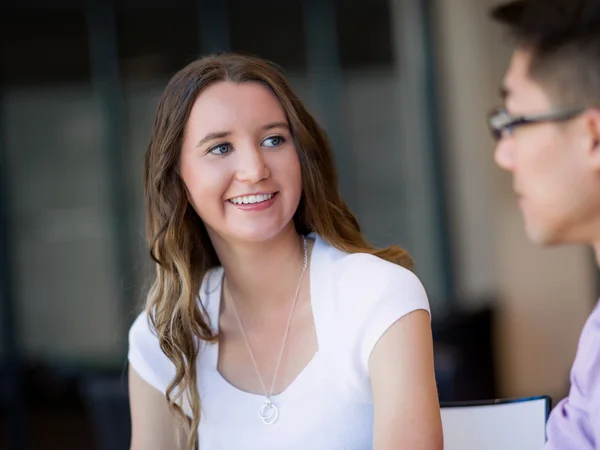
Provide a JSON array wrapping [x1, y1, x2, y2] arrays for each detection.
[[490, 0, 600, 448]]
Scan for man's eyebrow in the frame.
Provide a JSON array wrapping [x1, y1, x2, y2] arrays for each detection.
[[196, 131, 232, 148]]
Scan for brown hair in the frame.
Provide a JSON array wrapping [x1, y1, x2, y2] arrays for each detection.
[[143, 52, 412, 450]]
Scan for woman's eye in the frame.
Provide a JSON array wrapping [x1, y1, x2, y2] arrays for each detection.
[[209, 143, 232, 155], [262, 136, 286, 147]]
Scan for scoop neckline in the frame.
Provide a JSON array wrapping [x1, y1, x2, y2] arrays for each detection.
[[204, 233, 323, 402]]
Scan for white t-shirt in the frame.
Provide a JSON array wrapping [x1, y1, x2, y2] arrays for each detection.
[[128, 233, 431, 450]]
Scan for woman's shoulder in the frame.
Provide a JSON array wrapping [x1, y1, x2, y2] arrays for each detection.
[[338, 249, 415, 282], [317, 236, 424, 296], [314, 235, 430, 322], [128, 266, 223, 393], [128, 308, 175, 395], [313, 236, 431, 375]]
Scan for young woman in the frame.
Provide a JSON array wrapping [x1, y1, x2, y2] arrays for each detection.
[[128, 53, 442, 450]]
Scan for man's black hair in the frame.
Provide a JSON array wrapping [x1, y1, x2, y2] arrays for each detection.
[[491, 0, 600, 106]]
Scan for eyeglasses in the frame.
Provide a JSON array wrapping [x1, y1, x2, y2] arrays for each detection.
[[487, 107, 585, 141]]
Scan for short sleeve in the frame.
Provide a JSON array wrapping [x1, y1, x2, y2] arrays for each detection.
[[335, 253, 431, 372], [360, 269, 430, 369], [128, 310, 176, 395], [544, 301, 600, 449]]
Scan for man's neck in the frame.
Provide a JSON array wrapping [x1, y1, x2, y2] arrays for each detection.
[[594, 241, 600, 267]]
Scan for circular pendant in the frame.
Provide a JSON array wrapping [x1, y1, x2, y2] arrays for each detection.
[[260, 399, 278, 425]]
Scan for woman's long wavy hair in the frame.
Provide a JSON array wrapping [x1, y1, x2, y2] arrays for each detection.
[[144, 53, 413, 450]]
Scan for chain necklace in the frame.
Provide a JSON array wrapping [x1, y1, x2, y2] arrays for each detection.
[[225, 236, 308, 425]]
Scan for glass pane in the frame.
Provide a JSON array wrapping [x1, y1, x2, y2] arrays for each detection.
[[335, 0, 394, 69], [332, 0, 408, 246], [333, 0, 448, 309], [2, 6, 125, 365], [116, 2, 200, 83], [340, 70, 409, 246], [115, 2, 198, 307], [1, 8, 90, 85], [5, 85, 123, 366], [123, 83, 162, 298], [228, 0, 307, 73]]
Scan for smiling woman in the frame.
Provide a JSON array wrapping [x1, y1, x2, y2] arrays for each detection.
[[179, 81, 302, 246], [127, 53, 442, 450]]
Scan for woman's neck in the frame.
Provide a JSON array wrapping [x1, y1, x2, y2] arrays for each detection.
[[210, 226, 309, 315]]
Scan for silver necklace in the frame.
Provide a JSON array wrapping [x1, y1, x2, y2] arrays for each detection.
[[225, 236, 308, 425]]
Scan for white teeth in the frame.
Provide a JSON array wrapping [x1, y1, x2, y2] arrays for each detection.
[[229, 193, 274, 205]]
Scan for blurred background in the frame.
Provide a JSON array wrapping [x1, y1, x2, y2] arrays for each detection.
[[0, 0, 598, 448]]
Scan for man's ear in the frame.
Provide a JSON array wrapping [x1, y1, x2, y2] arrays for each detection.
[[586, 108, 600, 171]]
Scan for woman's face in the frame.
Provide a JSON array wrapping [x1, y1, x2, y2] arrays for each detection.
[[180, 81, 302, 245]]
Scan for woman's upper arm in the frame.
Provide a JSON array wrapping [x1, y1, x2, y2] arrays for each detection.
[[129, 365, 187, 450], [369, 309, 443, 450]]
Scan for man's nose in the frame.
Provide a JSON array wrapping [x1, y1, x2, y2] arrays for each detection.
[[494, 137, 516, 171]]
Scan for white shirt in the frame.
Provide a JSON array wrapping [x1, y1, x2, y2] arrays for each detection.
[[128, 233, 431, 449]]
